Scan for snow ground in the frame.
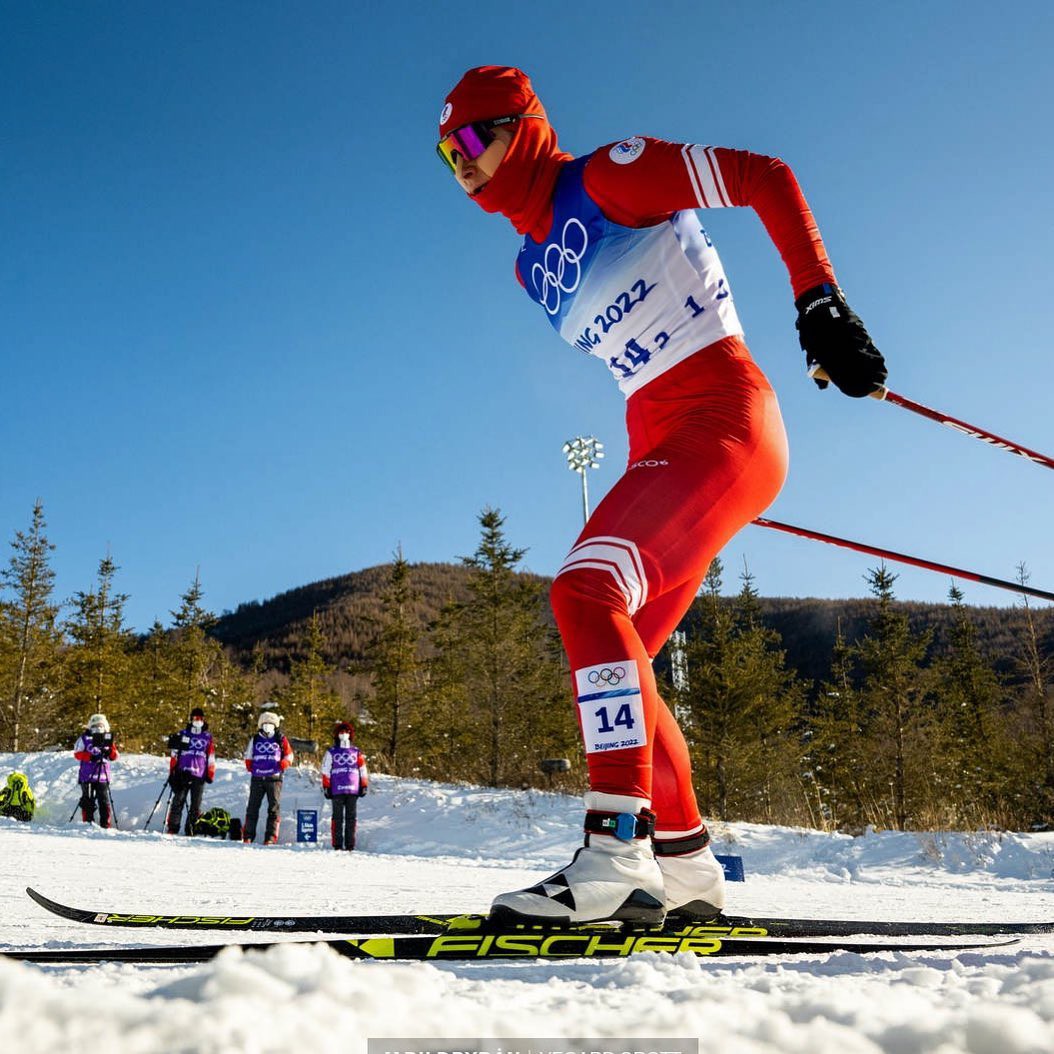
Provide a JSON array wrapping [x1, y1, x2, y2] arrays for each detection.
[[2, 750, 1054, 1054]]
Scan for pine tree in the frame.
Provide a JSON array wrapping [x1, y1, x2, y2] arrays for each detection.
[[0, 502, 62, 750], [1012, 563, 1054, 823], [677, 559, 805, 822], [933, 584, 1011, 824], [366, 548, 422, 774], [63, 554, 136, 741], [169, 572, 223, 717], [431, 508, 573, 788], [806, 621, 867, 830], [854, 566, 934, 829], [135, 619, 183, 748], [206, 648, 257, 759], [273, 611, 342, 747]]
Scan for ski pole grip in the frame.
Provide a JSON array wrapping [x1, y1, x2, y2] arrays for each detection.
[[808, 364, 887, 400]]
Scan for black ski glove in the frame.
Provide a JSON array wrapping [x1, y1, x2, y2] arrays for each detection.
[[358, 786, 368, 797], [795, 283, 887, 398], [324, 788, 332, 800]]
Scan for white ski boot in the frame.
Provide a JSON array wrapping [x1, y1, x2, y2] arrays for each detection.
[[490, 792, 666, 926], [654, 827, 726, 919]]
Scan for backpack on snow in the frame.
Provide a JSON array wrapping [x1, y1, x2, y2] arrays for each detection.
[[0, 772, 35, 822], [192, 806, 242, 841]]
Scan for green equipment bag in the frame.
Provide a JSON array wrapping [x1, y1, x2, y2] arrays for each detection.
[[0, 772, 36, 822], [192, 806, 232, 839]]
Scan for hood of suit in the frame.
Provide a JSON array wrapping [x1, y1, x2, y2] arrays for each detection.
[[440, 66, 572, 240]]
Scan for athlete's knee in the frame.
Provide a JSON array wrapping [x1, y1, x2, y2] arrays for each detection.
[[551, 535, 650, 625]]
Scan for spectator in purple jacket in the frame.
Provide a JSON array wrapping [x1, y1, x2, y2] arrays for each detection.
[[73, 713, 118, 828], [167, 706, 217, 835], [321, 721, 369, 851], [242, 710, 293, 845]]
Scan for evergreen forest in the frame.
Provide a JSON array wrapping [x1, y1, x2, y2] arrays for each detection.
[[3, 500, 1054, 832]]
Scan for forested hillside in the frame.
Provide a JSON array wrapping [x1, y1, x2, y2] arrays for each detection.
[[211, 562, 1054, 687]]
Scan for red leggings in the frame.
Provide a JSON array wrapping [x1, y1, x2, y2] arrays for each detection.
[[551, 336, 788, 837]]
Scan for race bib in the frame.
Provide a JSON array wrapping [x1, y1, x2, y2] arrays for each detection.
[[575, 660, 647, 754]]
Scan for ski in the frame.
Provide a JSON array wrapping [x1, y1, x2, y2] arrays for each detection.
[[25, 886, 1054, 939], [2, 932, 1018, 965]]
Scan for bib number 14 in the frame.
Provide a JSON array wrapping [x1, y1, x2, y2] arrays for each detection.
[[595, 703, 636, 734]]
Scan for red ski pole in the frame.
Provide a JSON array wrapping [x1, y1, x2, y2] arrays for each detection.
[[810, 368, 1054, 471], [753, 517, 1054, 603]]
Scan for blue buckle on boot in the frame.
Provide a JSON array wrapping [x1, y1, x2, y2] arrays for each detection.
[[585, 808, 656, 842], [586, 812, 637, 842]]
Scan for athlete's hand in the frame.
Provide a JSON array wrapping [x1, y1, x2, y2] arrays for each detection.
[[795, 284, 887, 398]]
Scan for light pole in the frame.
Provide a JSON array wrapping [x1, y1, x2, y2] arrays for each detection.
[[562, 436, 605, 524]]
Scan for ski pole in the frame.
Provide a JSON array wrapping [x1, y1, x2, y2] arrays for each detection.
[[144, 780, 171, 831], [753, 517, 1054, 603], [810, 368, 1054, 471]]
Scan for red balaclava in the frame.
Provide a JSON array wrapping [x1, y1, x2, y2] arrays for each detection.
[[439, 66, 572, 241]]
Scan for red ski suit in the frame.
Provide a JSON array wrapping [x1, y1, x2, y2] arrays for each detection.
[[442, 70, 836, 845]]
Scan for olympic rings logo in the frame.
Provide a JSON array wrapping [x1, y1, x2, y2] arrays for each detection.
[[531, 218, 588, 315], [588, 666, 627, 686]]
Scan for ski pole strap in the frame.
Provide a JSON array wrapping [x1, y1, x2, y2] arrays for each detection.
[[584, 809, 656, 842], [652, 826, 711, 856]]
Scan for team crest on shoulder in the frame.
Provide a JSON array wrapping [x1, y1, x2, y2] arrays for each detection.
[[609, 137, 646, 164]]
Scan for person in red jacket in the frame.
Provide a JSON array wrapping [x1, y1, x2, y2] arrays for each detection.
[[436, 66, 887, 926], [242, 710, 294, 845]]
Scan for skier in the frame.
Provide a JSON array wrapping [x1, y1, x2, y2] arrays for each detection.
[[73, 713, 119, 828], [321, 721, 369, 851], [167, 706, 216, 835], [436, 66, 887, 925], [242, 710, 293, 845]]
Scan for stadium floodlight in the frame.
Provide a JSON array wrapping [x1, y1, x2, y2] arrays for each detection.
[[562, 435, 605, 524]]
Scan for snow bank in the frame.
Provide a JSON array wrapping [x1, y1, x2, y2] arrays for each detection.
[[2, 943, 1054, 1054], [3, 750, 1053, 880]]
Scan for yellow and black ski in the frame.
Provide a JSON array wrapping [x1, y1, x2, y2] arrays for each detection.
[[4, 931, 1018, 965], [25, 886, 1054, 939]]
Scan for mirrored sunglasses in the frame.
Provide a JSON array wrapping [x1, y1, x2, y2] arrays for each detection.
[[435, 113, 541, 172]]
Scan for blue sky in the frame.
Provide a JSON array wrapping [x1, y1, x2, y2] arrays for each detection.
[[3, 2, 1053, 631]]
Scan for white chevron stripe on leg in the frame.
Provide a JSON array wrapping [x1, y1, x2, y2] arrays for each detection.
[[556, 536, 649, 616]]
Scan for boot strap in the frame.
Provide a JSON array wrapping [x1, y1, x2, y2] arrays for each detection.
[[653, 826, 711, 856], [584, 808, 656, 842]]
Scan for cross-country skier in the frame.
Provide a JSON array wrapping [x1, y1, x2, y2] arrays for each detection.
[[73, 713, 118, 828], [321, 721, 369, 851], [436, 66, 887, 925], [167, 706, 216, 835], [242, 710, 293, 845]]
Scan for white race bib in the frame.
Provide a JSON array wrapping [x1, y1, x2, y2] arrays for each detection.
[[575, 660, 647, 754]]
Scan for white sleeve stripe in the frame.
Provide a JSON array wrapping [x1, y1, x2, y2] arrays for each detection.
[[686, 145, 730, 208], [681, 143, 707, 207], [703, 146, 731, 206]]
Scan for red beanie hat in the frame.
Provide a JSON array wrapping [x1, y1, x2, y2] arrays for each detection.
[[439, 65, 546, 137], [439, 66, 572, 240]]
